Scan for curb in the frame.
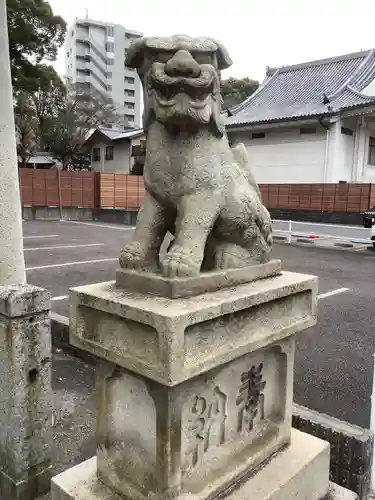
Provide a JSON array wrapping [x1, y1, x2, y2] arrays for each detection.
[[329, 482, 358, 499], [293, 403, 373, 499], [334, 242, 355, 248], [296, 237, 316, 244]]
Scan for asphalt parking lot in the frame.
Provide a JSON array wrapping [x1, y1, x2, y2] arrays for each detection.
[[23, 220, 375, 429]]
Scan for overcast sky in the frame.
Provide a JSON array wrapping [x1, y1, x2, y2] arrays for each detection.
[[49, 0, 375, 82]]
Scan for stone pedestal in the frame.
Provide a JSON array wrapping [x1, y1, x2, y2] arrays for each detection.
[[0, 284, 52, 500], [51, 429, 330, 500], [51, 267, 334, 500]]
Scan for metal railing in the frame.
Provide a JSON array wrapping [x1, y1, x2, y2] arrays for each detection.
[[272, 219, 375, 246]]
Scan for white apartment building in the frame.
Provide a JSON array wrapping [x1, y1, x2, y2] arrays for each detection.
[[64, 17, 142, 127]]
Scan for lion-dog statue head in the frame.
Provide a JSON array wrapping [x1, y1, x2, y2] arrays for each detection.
[[125, 34, 232, 136]]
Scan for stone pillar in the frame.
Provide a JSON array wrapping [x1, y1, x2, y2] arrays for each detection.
[[51, 261, 338, 500], [0, 0, 26, 286], [0, 284, 52, 499], [327, 118, 348, 183], [0, 3, 52, 498]]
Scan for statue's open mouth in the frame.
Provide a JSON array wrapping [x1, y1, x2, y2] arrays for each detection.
[[151, 62, 216, 107]]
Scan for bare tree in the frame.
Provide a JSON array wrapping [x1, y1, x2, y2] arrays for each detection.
[[43, 82, 126, 169]]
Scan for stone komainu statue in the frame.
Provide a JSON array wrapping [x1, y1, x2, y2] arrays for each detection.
[[119, 35, 272, 277]]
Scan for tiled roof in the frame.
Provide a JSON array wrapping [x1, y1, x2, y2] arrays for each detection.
[[226, 49, 375, 127], [112, 128, 144, 141], [99, 127, 131, 140], [85, 126, 142, 142]]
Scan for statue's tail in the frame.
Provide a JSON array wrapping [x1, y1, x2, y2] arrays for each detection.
[[231, 142, 261, 198]]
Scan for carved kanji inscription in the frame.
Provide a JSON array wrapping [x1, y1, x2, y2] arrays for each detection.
[[236, 362, 266, 432], [186, 386, 227, 466]]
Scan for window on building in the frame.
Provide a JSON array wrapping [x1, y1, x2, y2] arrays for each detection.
[[300, 127, 316, 134], [76, 68, 90, 76], [125, 101, 135, 109], [107, 26, 114, 37], [67, 51, 69, 58], [124, 65, 134, 72], [92, 148, 100, 162], [341, 127, 353, 136], [368, 137, 375, 165], [107, 59, 114, 66], [125, 76, 135, 84], [105, 146, 114, 161], [107, 85, 112, 91], [252, 132, 265, 139], [105, 42, 114, 52], [125, 89, 135, 96], [107, 71, 112, 78]]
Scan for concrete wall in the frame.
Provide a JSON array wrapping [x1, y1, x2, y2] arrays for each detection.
[[359, 119, 375, 182], [228, 117, 375, 184], [229, 126, 327, 184], [326, 118, 356, 183], [22, 204, 367, 226]]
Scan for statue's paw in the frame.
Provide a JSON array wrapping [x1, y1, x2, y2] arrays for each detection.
[[161, 246, 201, 278], [119, 241, 158, 271]]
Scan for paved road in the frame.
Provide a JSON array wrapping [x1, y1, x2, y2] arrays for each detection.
[[273, 219, 374, 242], [23, 220, 375, 429]]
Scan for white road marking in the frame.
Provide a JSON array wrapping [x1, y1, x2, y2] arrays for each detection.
[[318, 288, 350, 300], [23, 234, 58, 239], [26, 257, 118, 271], [24, 243, 104, 252], [51, 295, 68, 302], [60, 220, 135, 231]]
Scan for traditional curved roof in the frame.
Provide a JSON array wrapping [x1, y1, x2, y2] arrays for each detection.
[[226, 49, 375, 127]]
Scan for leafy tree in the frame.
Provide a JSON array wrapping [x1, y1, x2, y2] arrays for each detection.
[[220, 77, 259, 109], [130, 141, 146, 175], [69, 150, 92, 171], [14, 93, 38, 167], [131, 156, 145, 176], [7, 0, 66, 92], [43, 82, 126, 169], [29, 77, 66, 149]]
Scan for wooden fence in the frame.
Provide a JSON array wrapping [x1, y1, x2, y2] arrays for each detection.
[[19, 169, 96, 208], [18, 170, 375, 213], [259, 183, 374, 213], [99, 174, 145, 209]]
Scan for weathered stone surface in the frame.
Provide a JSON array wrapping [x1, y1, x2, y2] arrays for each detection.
[[328, 483, 359, 499], [63, 271, 319, 500], [51, 429, 329, 500], [70, 271, 318, 385], [119, 35, 272, 277], [0, 284, 52, 500], [116, 259, 282, 298], [0, 283, 51, 317], [96, 336, 293, 500], [51, 457, 119, 500], [292, 403, 373, 499]]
